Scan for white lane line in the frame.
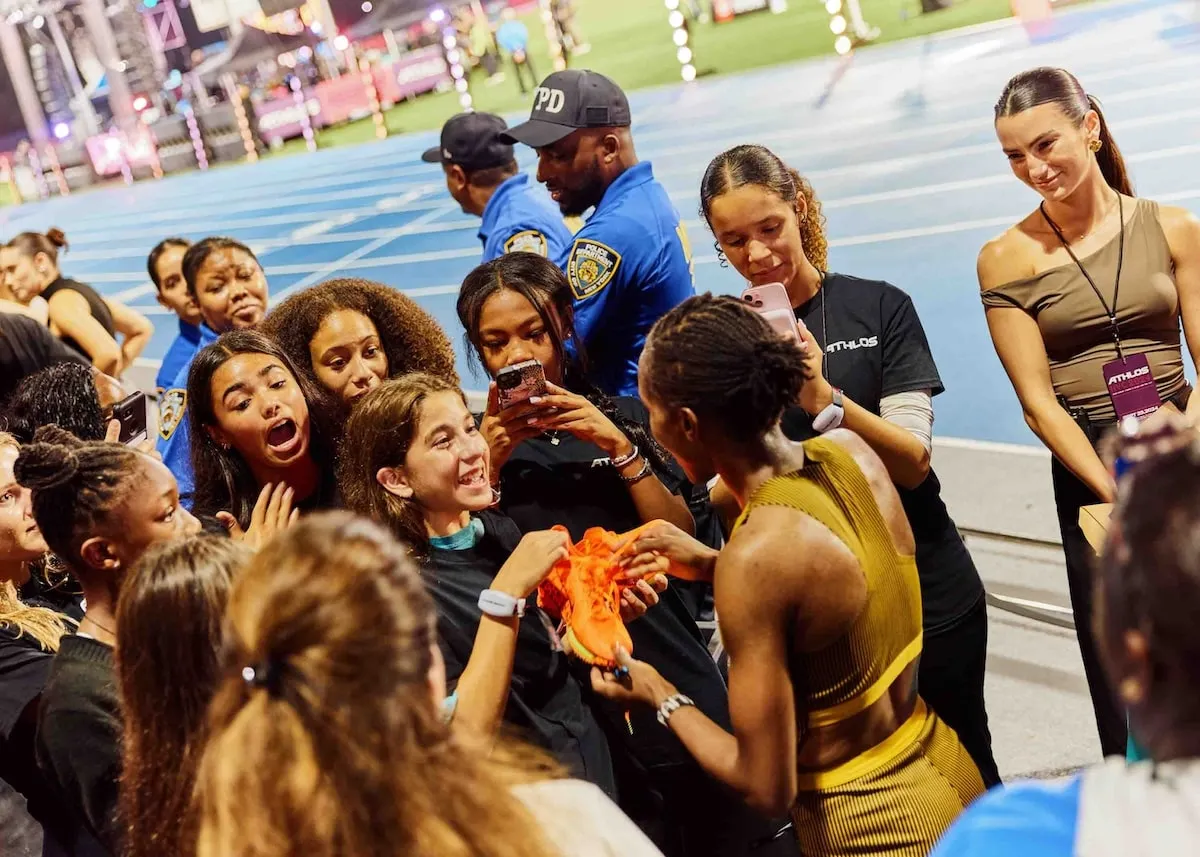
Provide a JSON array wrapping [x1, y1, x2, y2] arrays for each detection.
[[291, 212, 362, 241], [648, 78, 1200, 168], [130, 281, 463, 315], [86, 183, 1200, 286], [110, 283, 157, 302], [269, 201, 461, 304]]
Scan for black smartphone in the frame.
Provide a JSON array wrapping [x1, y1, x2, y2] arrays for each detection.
[[111, 391, 148, 446], [496, 359, 548, 411]]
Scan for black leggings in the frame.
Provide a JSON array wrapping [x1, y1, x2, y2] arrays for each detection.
[[918, 596, 1001, 788], [1051, 455, 1127, 757]]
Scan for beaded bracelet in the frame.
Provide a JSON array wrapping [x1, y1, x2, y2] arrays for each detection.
[[610, 444, 640, 469]]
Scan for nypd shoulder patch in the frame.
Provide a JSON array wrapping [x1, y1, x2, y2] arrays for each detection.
[[158, 389, 187, 441], [567, 240, 621, 301], [504, 229, 549, 256]]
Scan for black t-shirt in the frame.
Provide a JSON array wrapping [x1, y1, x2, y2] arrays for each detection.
[[496, 397, 731, 764], [40, 277, 116, 360], [0, 626, 81, 857], [0, 313, 88, 404], [421, 510, 616, 797], [783, 273, 983, 633], [35, 635, 121, 856]]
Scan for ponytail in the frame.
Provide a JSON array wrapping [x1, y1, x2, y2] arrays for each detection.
[[1087, 95, 1133, 196]]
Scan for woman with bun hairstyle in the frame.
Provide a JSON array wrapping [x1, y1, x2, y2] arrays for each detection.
[[978, 68, 1200, 757], [116, 534, 251, 857], [594, 295, 984, 857], [3, 230, 152, 377], [187, 330, 332, 542], [158, 236, 271, 508], [261, 277, 459, 410], [339, 373, 622, 793], [697, 143, 996, 787], [194, 511, 663, 857], [14, 426, 201, 853], [457, 252, 786, 857]]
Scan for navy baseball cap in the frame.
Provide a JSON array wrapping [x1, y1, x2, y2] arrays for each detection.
[[500, 70, 631, 148], [421, 112, 514, 171]]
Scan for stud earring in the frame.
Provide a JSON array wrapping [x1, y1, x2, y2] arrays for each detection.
[[1089, 138, 1102, 152]]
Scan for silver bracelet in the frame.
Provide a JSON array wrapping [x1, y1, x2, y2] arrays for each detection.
[[656, 693, 695, 727], [620, 459, 653, 484]]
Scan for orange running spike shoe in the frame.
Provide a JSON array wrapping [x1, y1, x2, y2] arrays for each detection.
[[536, 522, 702, 667]]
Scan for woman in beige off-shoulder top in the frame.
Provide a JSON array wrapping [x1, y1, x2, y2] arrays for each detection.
[[977, 67, 1200, 759]]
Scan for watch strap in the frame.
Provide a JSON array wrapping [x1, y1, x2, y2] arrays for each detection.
[[478, 589, 526, 618]]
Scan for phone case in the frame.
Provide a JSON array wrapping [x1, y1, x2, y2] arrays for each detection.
[[740, 283, 801, 343], [112, 392, 148, 445], [496, 359, 548, 411]]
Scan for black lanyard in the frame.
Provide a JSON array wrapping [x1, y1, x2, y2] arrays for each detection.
[[1040, 193, 1126, 360]]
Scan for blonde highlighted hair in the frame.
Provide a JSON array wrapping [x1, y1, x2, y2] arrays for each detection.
[[194, 511, 560, 857], [0, 432, 71, 652]]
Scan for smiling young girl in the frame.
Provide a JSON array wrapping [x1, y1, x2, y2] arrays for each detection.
[[187, 330, 333, 538], [339, 373, 620, 794]]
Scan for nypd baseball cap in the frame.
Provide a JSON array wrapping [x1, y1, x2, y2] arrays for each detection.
[[421, 112, 514, 171], [500, 70, 631, 149]]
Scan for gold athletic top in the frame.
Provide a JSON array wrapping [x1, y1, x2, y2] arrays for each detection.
[[732, 437, 923, 729]]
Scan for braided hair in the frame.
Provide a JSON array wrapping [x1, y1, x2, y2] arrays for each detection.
[[643, 293, 809, 444], [457, 253, 674, 476], [14, 425, 146, 567]]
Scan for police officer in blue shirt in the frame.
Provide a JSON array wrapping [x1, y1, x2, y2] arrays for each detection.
[[422, 112, 572, 263], [501, 69, 695, 397]]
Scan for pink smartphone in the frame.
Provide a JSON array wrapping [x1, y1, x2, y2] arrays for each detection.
[[740, 282, 802, 344], [496, 359, 548, 411]]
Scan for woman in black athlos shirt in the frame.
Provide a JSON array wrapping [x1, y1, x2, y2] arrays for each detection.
[[455, 253, 796, 857], [699, 144, 999, 788]]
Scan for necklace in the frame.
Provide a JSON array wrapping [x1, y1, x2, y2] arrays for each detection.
[[544, 430, 564, 446], [82, 612, 116, 637]]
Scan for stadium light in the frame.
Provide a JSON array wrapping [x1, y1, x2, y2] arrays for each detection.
[[667, 1, 694, 82], [441, 21, 471, 109], [333, 34, 349, 50]]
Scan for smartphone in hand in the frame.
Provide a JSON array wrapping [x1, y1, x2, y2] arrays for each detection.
[[111, 391, 148, 446], [741, 282, 803, 346], [496, 359, 548, 411]]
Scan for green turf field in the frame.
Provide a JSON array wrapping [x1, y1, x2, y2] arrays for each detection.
[[275, 0, 1014, 154]]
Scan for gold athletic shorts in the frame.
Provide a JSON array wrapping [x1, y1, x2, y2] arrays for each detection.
[[791, 699, 986, 857]]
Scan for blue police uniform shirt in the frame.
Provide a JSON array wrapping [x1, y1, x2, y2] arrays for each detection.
[[479, 173, 573, 263], [155, 319, 202, 392], [557, 161, 695, 397], [156, 322, 219, 508]]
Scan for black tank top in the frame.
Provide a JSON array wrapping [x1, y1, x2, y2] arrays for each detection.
[[42, 276, 116, 356]]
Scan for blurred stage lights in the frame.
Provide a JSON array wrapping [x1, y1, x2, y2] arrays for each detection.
[[825, 0, 841, 12], [829, 14, 846, 33], [672, 28, 688, 46], [361, 1, 371, 10], [442, 19, 471, 108], [676, 46, 691, 63], [668, 10, 683, 27], [333, 34, 349, 50], [681, 63, 696, 81], [834, 34, 852, 53]]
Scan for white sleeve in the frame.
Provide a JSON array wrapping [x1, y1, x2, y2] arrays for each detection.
[[514, 779, 666, 857], [879, 389, 934, 453]]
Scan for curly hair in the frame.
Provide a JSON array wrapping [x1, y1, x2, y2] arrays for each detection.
[[700, 144, 829, 272], [260, 278, 459, 399]]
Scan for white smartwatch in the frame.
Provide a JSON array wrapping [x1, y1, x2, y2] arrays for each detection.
[[478, 589, 526, 619], [812, 387, 845, 433]]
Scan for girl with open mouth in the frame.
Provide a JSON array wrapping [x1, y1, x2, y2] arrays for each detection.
[[187, 330, 337, 542]]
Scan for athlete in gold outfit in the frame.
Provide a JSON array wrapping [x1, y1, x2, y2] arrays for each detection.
[[593, 294, 984, 856]]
